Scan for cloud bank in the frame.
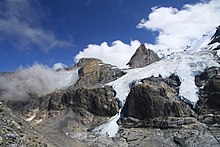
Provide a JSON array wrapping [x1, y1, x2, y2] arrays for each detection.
[[0, 0, 73, 51], [74, 0, 220, 67], [137, 0, 220, 56], [0, 64, 78, 100], [75, 40, 141, 68], [53, 63, 68, 70]]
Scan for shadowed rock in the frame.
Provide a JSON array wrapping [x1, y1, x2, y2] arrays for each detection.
[[196, 67, 220, 109]]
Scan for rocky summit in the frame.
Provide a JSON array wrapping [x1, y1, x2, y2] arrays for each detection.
[[126, 44, 160, 68], [1, 26, 220, 147]]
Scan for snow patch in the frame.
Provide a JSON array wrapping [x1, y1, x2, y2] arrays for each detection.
[[92, 113, 120, 137]]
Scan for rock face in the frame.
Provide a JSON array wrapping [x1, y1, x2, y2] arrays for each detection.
[[204, 75, 220, 108], [9, 86, 119, 122], [127, 44, 160, 68], [124, 76, 192, 121], [76, 59, 101, 88], [195, 66, 220, 87], [74, 58, 103, 67], [75, 58, 125, 88], [196, 66, 220, 109], [63, 86, 119, 117], [116, 74, 220, 147], [209, 25, 220, 46], [208, 25, 220, 53], [196, 67, 220, 129]]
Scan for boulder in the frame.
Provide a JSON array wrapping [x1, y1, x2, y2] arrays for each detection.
[[127, 44, 160, 68], [124, 76, 192, 121]]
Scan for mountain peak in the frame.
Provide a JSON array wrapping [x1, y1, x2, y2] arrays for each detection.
[[127, 44, 160, 68]]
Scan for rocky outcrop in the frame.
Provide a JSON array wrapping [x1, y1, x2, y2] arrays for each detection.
[[204, 75, 220, 108], [76, 59, 101, 88], [209, 25, 220, 46], [9, 86, 119, 121], [74, 58, 103, 67], [196, 67, 220, 110], [127, 44, 160, 68], [124, 76, 192, 121], [117, 70, 220, 147], [43, 86, 119, 146], [63, 86, 119, 117], [196, 67, 220, 128], [195, 66, 220, 87], [75, 58, 125, 88]]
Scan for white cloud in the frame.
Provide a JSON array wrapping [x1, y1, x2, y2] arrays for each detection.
[[0, 64, 79, 100], [137, 0, 220, 56], [74, 40, 141, 68], [0, 0, 73, 51], [74, 0, 220, 67], [53, 63, 68, 70]]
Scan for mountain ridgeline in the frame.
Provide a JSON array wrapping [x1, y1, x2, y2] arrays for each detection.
[[0, 26, 220, 146]]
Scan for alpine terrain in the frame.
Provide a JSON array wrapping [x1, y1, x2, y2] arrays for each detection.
[[0, 26, 220, 146]]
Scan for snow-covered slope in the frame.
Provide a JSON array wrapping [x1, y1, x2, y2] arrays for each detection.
[[92, 30, 220, 137]]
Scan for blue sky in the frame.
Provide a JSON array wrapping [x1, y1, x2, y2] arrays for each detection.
[[0, 0, 218, 71]]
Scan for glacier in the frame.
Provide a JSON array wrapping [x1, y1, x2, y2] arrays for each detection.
[[92, 30, 220, 137]]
